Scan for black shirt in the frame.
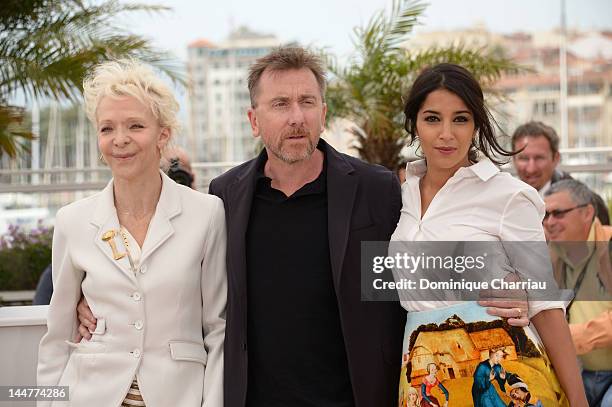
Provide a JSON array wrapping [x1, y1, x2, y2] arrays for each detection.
[[245, 149, 354, 406]]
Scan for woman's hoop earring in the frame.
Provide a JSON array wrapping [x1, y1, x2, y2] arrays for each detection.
[[415, 142, 424, 159]]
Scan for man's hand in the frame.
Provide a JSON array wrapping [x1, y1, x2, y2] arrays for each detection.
[[478, 298, 529, 327], [478, 272, 530, 327], [75, 296, 96, 341]]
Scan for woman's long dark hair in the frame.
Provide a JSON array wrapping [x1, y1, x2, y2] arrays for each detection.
[[403, 63, 515, 165]]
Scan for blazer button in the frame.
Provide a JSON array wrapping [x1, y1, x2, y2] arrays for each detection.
[[132, 349, 141, 358], [139, 265, 147, 274], [132, 292, 141, 301], [242, 342, 247, 351], [134, 320, 144, 330]]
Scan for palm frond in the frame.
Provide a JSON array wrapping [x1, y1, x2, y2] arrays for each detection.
[[0, 0, 182, 102], [386, 0, 428, 49], [0, 0, 183, 157], [406, 44, 526, 98], [0, 105, 34, 158], [327, 1, 523, 170]]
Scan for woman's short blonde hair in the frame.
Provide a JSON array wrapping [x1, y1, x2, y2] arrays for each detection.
[[83, 59, 179, 137]]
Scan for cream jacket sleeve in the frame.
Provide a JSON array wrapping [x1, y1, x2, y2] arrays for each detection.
[[37, 208, 84, 393], [201, 198, 227, 407]]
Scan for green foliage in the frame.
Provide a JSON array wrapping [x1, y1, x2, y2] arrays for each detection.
[[0, 223, 52, 290], [326, 0, 525, 170], [0, 0, 185, 158], [0, 105, 34, 157]]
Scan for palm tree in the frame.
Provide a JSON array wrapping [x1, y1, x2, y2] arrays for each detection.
[[0, 0, 184, 158], [326, 0, 523, 171]]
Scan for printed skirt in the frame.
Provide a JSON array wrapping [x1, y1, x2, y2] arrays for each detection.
[[398, 302, 568, 407]]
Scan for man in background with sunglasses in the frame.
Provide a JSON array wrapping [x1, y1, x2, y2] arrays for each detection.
[[512, 121, 609, 225], [544, 179, 612, 407]]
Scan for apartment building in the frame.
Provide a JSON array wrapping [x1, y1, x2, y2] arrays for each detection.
[[187, 27, 280, 163]]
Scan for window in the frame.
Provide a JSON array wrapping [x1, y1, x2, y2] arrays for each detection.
[[533, 100, 556, 115], [570, 82, 602, 95]]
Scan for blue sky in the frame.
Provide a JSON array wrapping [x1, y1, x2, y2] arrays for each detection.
[[108, 0, 611, 121], [16, 1, 611, 115], [121, 0, 612, 61]]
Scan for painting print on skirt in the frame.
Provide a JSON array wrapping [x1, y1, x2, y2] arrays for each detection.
[[398, 302, 568, 407]]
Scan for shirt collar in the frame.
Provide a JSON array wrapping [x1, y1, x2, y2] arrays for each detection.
[[405, 159, 427, 178], [406, 158, 500, 182], [539, 179, 552, 197]]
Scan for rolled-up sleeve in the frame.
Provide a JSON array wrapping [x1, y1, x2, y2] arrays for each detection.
[[500, 188, 567, 318], [570, 309, 612, 355]]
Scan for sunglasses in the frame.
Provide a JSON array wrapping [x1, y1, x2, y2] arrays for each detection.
[[544, 203, 588, 221]]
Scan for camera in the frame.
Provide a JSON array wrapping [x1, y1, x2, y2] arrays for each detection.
[[166, 158, 194, 187]]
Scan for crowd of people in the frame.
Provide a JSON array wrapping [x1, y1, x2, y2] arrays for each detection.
[[34, 46, 610, 407]]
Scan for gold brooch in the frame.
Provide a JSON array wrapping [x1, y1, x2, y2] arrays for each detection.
[[101, 229, 126, 260]]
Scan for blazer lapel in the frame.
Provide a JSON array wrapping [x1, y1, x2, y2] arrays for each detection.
[[90, 179, 138, 284], [324, 140, 358, 289], [140, 171, 180, 266], [226, 156, 261, 299]]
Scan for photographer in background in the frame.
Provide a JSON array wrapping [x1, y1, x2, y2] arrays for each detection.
[[161, 145, 195, 189], [511, 121, 609, 225], [544, 179, 612, 407]]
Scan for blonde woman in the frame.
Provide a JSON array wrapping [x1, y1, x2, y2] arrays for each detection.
[[37, 60, 226, 406], [407, 386, 420, 407]]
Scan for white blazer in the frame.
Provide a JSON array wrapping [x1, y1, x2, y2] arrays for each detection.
[[37, 171, 227, 407]]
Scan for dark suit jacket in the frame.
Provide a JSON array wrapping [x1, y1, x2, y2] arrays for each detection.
[[33, 264, 53, 305], [208, 139, 406, 407]]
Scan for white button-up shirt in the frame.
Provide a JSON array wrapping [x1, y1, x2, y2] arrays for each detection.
[[391, 158, 564, 317]]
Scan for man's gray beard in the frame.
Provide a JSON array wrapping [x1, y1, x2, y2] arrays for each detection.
[[271, 140, 315, 164], [266, 128, 317, 164]]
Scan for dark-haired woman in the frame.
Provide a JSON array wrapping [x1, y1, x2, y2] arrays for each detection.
[[391, 63, 587, 406]]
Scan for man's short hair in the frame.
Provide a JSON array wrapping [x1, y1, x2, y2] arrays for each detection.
[[247, 46, 327, 107], [545, 179, 594, 207], [512, 121, 560, 155]]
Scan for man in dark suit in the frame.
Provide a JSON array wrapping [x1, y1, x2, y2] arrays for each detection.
[[208, 47, 405, 406]]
